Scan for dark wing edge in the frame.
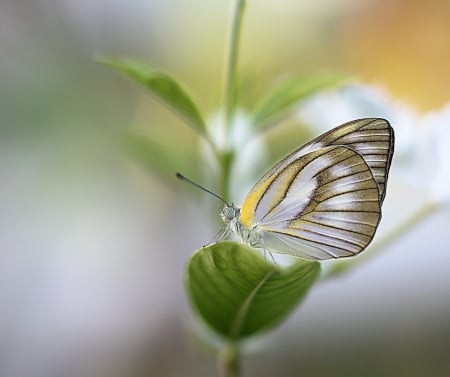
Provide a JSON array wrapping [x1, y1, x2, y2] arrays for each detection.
[[304, 118, 395, 204], [248, 118, 394, 205]]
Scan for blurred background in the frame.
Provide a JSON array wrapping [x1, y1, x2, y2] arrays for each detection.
[[1, 0, 450, 376]]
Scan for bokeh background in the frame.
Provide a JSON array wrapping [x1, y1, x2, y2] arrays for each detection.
[[1, 0, 450, 376]]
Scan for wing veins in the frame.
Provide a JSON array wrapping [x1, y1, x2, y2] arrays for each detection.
[[308, 214, 378, 227], [314, 209, 379, 213], [327, 160, 367, 176], [267, 230, 339, 259], [318, 187, 380, 202], [261, 147, 334, 221], [316, 175, 375, 191], [291, 218, 375, 237], [291, 227, 368, 248], [270, 229, 357, 255]]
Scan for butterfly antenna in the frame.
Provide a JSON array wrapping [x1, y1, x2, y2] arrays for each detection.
[[176, 173, 229, 205]]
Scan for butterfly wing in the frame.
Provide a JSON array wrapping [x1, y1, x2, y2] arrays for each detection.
[[250, 118, 394, 204], [240, 145, 381, 260], [303, 118, 394, 203]]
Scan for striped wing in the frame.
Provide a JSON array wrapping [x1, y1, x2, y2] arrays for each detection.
[[242, 146, 381, 260], [251, 118, 394, 204]]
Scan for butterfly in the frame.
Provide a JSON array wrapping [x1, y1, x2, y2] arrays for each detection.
[[178, 118, 394, 260]]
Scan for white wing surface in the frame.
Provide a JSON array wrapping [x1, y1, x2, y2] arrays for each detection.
[[254, 146, 381, 260], [251, 118, 394, 203]]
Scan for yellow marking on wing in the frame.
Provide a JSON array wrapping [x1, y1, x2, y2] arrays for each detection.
[[240, 178, 273, 228]]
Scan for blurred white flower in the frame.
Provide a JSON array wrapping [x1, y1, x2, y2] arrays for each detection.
[[297, 83, 450, 207], [203, 110, 267, 202], [415, 106, 450, 205]]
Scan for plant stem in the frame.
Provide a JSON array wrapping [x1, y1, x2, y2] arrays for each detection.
[[219, 150, 234, 203], [214, 0, 246, 202], [219, 341, 240, 377], [216, 3, 247, 375], [223, 0, 246, 129], [323, 202, 439, 279]]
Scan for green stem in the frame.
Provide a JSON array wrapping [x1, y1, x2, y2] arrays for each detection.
[[218, 150, 233, 203], [216, 4, 247, 375], [223, 0, 246, 129], [323, 202, 439, 280], [213, 0, 246, 202], [219, 341, 240, 377]]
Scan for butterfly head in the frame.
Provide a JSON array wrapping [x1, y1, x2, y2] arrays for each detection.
[[220, 203, 240, 224]]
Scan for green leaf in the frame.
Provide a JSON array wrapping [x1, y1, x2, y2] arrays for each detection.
[[186, 241, 320, 339], [97, 56, 207, 135], [251, 73, 350, 131]]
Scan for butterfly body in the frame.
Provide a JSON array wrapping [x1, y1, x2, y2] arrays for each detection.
[[221, 118, 394, 260]]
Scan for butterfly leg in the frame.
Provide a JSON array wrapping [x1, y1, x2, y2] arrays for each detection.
[[268, 251, 277, 264], [259, 238, 278, 265], [206, 225, 231, 247]]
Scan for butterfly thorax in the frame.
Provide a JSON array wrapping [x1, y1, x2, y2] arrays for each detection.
[[220, 203, 262, 247]]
